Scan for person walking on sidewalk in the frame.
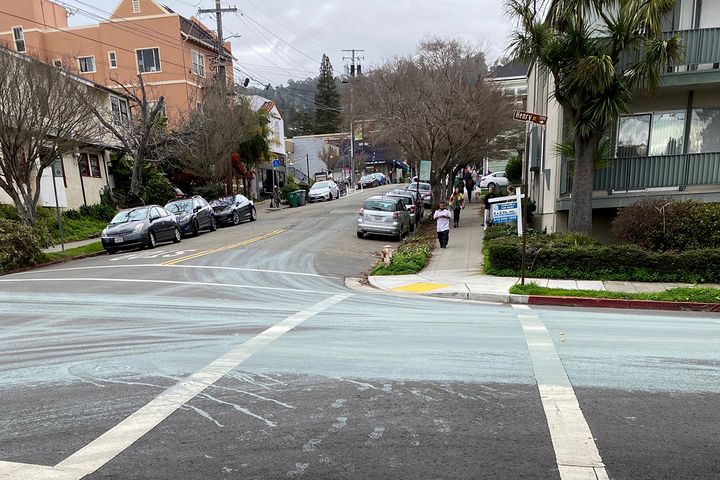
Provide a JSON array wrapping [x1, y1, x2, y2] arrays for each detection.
[[433, 201, 452, 248], [483, 185, 496, 230], [449, 187, 465, 228]]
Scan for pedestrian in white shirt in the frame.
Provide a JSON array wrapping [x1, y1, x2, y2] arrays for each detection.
[[433, 201, 452, 248]]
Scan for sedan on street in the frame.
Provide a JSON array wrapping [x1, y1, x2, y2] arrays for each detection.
[[210, 194, 257, 225], [358, 175, 378, 189], [405, 182, 433, 207], [165, 196, 217, 236], [357, 195, 411, 240], [479, 171, 510, 189], [308, 180, 340, 202], [101, 205, 181, 253]]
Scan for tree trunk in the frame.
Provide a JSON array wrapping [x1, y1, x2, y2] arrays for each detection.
[[129, 152, 143, 198], [567, 135, 599, 234]]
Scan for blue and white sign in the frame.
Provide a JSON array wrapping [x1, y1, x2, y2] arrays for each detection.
[[492, 200, 519, 224], [489, 188, 525, 236], [272, 159, 281, 168]]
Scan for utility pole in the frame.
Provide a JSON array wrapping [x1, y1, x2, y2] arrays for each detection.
[[198, 1, 237, 89], [342, 49, 364, 192]]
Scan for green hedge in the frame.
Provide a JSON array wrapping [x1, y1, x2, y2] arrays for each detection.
[[485, 234, 720, 283]]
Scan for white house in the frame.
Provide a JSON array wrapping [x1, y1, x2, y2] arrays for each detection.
[[246, 95, 287, 194]]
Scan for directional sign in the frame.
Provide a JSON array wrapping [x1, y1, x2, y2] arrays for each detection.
[[513, 110, 548, 125], [272, 159, 281, 169]]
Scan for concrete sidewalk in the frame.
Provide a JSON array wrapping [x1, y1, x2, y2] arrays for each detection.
[[368, 202, 702, 304]]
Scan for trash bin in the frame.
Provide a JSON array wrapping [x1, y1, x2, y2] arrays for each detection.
[[295, 190, 306, 206], [287, 191, 298, 208]]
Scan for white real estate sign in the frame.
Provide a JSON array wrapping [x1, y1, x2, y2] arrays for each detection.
[[489, 188, 524, 236]]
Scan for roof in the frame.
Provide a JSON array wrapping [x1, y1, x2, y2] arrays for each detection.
[[491, 62, 529, 79], [179, 16, 232, 55]]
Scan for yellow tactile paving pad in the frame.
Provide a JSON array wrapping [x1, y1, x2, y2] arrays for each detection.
[[390, 282, 451, 293]]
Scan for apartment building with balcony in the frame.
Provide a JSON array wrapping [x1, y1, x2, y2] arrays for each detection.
[[526, 0, 720, 239], [0, 0, 233, 121]]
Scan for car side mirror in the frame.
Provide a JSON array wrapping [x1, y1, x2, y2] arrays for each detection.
[[236, 202, 240, 206], [194, 206, 201, 213], [150, 215, 160, 221]]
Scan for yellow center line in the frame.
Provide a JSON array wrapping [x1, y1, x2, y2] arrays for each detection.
[[160, 229, 286, 266]]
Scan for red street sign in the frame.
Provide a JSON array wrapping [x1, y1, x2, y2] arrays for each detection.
[[513, 110, 548, 125]]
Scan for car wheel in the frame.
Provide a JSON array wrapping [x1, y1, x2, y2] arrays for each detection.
[[210, 217, 217, 231], [357, 231, 364, 239], [232, 211, 240, 225], [147, 231, 157, 249], [250, 207, 257, 221], [192, 220, 200, 237], [105, 248, 117, 255], [488, 182, 496, 189], [173, 227, 181, 243]]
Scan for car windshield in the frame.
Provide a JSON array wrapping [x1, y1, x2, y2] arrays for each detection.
[[363, 200, 396, 212], [210, 197, 234, 207], [110, 208, 149, 224], [311, 182, 329, 190], [408, 183, 430, 190], [165, 200, 192, 213]]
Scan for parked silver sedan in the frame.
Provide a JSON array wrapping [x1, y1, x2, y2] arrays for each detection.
[[357, 195, 411, 240]]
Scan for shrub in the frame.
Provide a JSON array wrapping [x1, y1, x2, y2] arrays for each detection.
[[141, 173, 177, 205], [505, 155, 522, 183], [484, 224, 517, 242], [613, 198, 720, 251], [79, 203, 116, 222], [281, 182, 301, 200], [0, 218, 45, 272], [485, 233, 720, 283]]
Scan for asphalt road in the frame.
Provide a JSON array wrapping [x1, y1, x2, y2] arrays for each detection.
[[0, 187, 718, 480]]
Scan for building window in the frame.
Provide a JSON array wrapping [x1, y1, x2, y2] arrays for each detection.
[[52, 58, 62, 68], [132, 0, 140, 13], [191, 50, 205, 77], [649, 111, 685, 156], [108, 51, 117, 69], [79, 153, 102, 178], [12, 27, 25, 53], [616, 114, 651, 157], [78, 56, 96, 73], [136, 48, 161, 73], [110, 96, 130, 125], [689, 108, 720, 154]]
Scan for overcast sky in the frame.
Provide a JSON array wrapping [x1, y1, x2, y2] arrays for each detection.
[[65, 0, 515, 87]]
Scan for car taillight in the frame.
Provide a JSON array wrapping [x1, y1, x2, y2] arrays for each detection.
[[358, 208, 364, 216], [409, 205, 416, 213], [393, 212, 400, 219]]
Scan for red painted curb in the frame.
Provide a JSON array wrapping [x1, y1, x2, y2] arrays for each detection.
[[527, 295, 720, 313]]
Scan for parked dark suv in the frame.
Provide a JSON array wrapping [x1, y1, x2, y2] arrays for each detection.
[[165, 196, 216, 236]]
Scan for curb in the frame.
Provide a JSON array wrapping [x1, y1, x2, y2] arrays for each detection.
[[527, 295, 720, 313], [1, 250, 106, 276]]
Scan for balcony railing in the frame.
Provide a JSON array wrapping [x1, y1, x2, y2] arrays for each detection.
[[618, 27, 720, 73], [594, 152, 720, 191], [561, 152, 720, 195]]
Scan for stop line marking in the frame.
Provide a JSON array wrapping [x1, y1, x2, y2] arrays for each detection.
[[512, 305, 609, 480], [0, 294, 352, 480]]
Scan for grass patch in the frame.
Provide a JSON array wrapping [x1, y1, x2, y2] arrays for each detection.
[[370, 219, 436, 275], [41, 241, 104, 262], [510, 283, 720, 304], [54, 216, 107, 243]]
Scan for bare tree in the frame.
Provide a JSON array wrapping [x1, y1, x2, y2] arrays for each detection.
[[352, 38, 515, 207], [172, 85, 262, 193], [318, 144, 341, 173], [0, 48, 106, 225], [88, 74, 167, 205]]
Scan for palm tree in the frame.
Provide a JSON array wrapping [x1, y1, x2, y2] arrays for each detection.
[[508, 0, 681, 234]]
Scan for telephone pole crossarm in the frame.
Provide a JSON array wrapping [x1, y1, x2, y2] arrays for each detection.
[[198, 1, 238, 86]]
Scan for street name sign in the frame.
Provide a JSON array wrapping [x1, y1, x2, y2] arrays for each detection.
[[513, 110, 548, 125]]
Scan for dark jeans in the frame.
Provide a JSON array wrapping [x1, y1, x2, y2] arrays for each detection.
[[453, 207, 461, 226], [437, 230, 449, 248]]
